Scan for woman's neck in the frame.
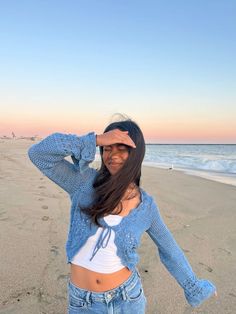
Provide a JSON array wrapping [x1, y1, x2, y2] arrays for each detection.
[[122, 183, 138, 201]]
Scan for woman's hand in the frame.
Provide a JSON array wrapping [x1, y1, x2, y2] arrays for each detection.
[[96, 129, 136, 148]]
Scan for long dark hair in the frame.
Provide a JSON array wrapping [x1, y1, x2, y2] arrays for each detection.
[[81, 118, 146, 226]]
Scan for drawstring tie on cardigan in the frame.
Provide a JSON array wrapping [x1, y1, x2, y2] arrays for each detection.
[[89, 226, 112, 261]]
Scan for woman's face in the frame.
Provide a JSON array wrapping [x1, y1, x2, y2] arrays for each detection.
[[102, 143, 129, 175]]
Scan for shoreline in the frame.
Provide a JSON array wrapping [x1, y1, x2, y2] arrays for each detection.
[[142, 162, 236, 187], [98, 154, 236, 188]]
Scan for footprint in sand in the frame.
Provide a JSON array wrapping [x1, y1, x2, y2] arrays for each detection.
[[199, 262, 213, 272], [193, 234, 204, 240], [41, 205, 48, 209], [41, 216, 49, 221], [0, 210, 9, 221], [183, 224, 190, 228], [38, 198, 44, 201], [0, 217, 9, 221], [38, 185, 46, 189], [218, 247, 231, 255], [51, 245, 59, 256], [57, 274, 68, 281]]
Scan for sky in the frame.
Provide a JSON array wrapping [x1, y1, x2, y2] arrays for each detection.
[[0, 0, 235, 143]]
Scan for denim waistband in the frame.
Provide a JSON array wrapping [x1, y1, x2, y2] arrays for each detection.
[[68, 268, 141, 303]]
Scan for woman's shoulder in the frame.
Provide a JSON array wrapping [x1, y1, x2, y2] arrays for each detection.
[[139, 188, 159, 216], [140, 187, 157, 205]]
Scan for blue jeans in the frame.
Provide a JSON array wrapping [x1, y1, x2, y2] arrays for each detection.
[[67, 269, 146, 313]]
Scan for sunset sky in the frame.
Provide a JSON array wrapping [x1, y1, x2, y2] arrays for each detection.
[[0, 0, 235, 143]]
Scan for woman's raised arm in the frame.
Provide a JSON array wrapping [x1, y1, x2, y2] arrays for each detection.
[[28, 132, 97, 197]]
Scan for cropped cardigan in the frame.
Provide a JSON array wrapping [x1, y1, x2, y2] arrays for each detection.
[[28, 132, 216, 307]]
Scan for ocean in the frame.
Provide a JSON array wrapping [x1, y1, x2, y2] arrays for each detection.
[[144, 144, 236, 187], [96, 144, 236, 187]]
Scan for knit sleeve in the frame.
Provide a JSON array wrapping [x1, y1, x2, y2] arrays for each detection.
[[146, 199, 216, 307], [28, 132, 97, 196]]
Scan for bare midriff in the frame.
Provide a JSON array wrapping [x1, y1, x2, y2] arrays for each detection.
[[70, 264, 132, 292], [69, 190, 141, 292]]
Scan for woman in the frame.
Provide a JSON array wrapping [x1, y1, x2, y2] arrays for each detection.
[[28, 118, 217, 313]]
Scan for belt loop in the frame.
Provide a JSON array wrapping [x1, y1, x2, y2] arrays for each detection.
[[86, 291, 91, 304], [121, 287, 127, 301]]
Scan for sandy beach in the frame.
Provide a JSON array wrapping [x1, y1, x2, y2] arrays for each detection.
[[0, 138, 236, 314]]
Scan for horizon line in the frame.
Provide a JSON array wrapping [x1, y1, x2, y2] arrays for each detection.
[[146, 143, 236, 145], [1, 136, 235, 145]]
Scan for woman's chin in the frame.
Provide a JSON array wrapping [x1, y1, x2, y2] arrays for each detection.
[[106, 163, 122, 175]]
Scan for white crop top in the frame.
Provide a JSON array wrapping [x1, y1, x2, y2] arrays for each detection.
[[71, 215, 124, 273]]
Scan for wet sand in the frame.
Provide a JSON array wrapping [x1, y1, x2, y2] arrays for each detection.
[[0, 138, 236, 313]]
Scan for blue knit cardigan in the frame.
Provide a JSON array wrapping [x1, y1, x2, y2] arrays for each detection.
[[28, 132, 216, 307]]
